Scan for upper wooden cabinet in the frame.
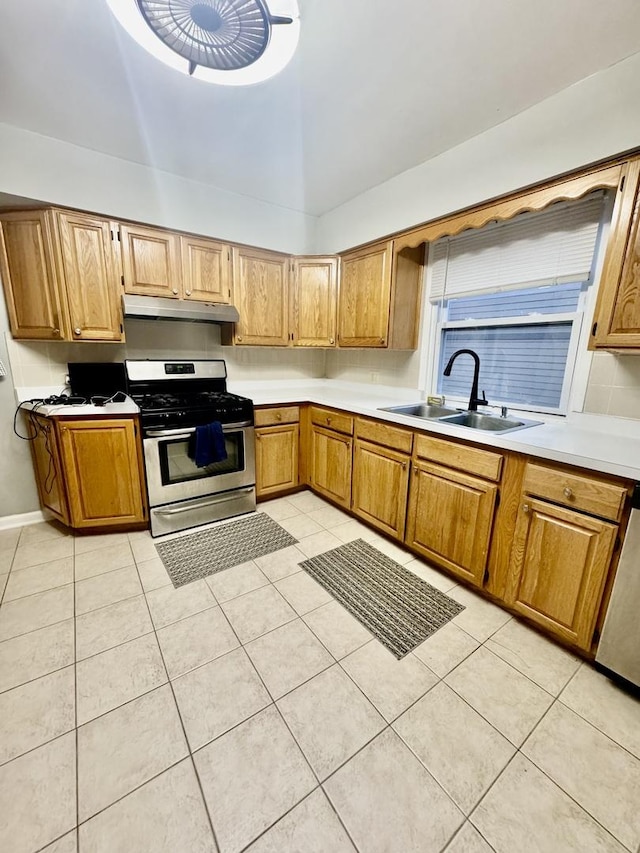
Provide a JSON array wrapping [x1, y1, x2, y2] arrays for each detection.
[[120, 223, 182, 299], [339, 241, 393, 347], [230, 246, 290, 346], [0, 209, 123, 342], [291, 257, 337, 347], [338, 240, 423, 349], [56, 212, 123, 342], [0, 210, 66, 340], [181, 236, 231, 303], [591, 158, 640, 349]]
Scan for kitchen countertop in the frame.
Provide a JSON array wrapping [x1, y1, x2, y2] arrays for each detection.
[[16, 395, 140, 417], [228, 379, 640, 482], [16, 380, 640, 482]]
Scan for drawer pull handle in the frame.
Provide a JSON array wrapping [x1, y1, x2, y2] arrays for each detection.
[[523, 503, 530, 513], [563, 487, 573, 499]]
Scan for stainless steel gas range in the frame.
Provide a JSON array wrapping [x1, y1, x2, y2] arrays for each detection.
[[125, 359, 256, 537]]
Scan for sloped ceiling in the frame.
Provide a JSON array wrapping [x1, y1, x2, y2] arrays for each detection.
[[1, 0, 640, 216]]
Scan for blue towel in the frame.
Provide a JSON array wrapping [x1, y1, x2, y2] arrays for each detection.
[[189, 422, 228, 468]]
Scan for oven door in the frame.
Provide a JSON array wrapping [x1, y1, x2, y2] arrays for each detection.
[[143, 422, 255, 508]]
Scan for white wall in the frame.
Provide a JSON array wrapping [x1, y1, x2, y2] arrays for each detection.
[[0, 301, 41, 518], [315, 51, 640, 253], [0, 122, 315, 255]]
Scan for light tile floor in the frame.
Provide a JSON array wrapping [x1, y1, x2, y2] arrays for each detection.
[[1, 491, 640, 852]]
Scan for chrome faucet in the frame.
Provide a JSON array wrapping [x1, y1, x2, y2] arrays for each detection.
[[443, 348, 488, 412]]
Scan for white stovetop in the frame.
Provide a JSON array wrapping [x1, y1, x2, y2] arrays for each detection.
[[16, 379, 640, 481], [228, 379, 640, 482]]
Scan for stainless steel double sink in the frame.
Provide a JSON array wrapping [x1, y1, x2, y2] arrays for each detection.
[[378, 403, 543, 434]]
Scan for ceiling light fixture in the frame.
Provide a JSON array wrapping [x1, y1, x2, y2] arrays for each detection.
[[106, 0, 300, 85]]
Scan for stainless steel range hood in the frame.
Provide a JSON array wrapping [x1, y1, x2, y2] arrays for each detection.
[[123, 294, 239, 324]]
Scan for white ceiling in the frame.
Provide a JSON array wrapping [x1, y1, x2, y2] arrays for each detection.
[[1, 0, 640, 217]]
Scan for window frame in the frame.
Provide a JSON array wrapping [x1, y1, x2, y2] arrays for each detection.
[[419, 193, 615, 417]]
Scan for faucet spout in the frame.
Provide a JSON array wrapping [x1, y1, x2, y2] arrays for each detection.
[[443, 348, 488, 412]]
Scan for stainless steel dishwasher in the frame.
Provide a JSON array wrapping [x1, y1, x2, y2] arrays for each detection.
[[596, 487, 640, 688]]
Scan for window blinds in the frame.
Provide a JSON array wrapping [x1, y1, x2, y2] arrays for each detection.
[[430, 193, 604, 301]]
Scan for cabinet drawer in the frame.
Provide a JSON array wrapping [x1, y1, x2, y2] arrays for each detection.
[[523, 463, 628, 522], [254, 406, 300, 427], [356, 417, 413, 454], [414, 434, 503, 482], [310, 406, 354, 435]]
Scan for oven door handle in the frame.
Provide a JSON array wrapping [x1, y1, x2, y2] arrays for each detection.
[[153, 488, 255, 515], [145, 421, 252, 438]]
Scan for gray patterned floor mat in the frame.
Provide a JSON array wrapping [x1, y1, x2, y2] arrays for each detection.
[[300, 539, 464, 658], [155, 513, 298, 587]]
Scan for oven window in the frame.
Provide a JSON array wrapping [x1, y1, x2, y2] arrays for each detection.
[[159, 431, 245, 485]]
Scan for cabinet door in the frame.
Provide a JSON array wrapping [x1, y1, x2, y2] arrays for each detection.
[[505, 498, 617, 649], [57, 419, 146, 528], [181, 236, 231, 303], [310, 426, 352, 508], [0, 211, 66, 340], [120, 223, 182, 298], [338, 241, 393, 347], [291, 257, 337, 347], [29, 415, 69, 523], [405, 460, 498, 586], [56, 212, 124, 342], [256, 424, 299, 498], [232, 247, 290, 345], [591, 158, 640, 348], [352, 439, 410, 539]]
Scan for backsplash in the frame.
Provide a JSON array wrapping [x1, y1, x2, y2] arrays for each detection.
[[4, 320, 325, 393], [324, 348, 421, 389], [584, 353, 640, 420], [6, 325, 640, 421]]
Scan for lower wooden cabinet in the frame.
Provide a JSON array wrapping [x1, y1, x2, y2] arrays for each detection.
[[30, 414, 68, 523], [57, 419, 147, 528], [30, 416, 147, 529], [505, 496, 617, 650], [309, 425, 352, 508], [352, 438, 410, 539], [405, 460, 498, 586], [255, 424, 299, 498]]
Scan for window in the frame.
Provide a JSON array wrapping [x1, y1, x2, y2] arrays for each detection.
[[427, 194, 607, 414]]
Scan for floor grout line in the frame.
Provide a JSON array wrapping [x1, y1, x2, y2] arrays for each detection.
[[131, 558, 223, 853]]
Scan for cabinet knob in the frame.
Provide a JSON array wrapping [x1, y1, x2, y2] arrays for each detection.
[[402, 461, 408, 470], [237, 336, 243, 342], [172, 288, 179, 295], [329, 338, 335, 345], [413, 466, 418, 474], [52, 328, 60, 337], [256, 433, 261, 440], [276, 413, 282, 420], [73, 328, 81, 336], [185, 290, 192, 296], [523, 503, 530, 513], [327, 417, 332, 425], [563, 487, 573, 499], [379, 338, 384, 345]]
